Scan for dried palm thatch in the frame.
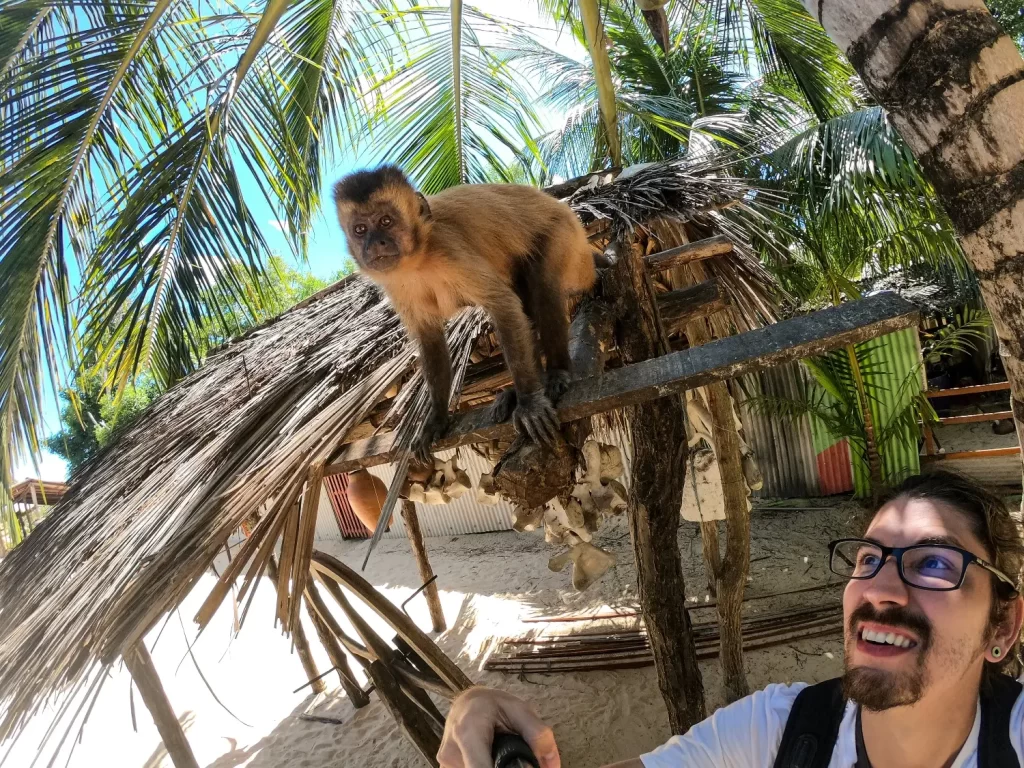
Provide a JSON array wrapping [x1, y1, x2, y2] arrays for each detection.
[[0, 154, 780, 746]]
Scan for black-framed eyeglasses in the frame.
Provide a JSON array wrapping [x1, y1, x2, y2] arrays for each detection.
[[828, 538, 1019, 596]]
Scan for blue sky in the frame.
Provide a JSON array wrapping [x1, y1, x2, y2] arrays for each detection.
[[15, 1, 583, 484]]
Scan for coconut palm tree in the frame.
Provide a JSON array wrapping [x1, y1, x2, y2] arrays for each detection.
[[0, 0, 542, 517], [799, 0, 1024, 500]]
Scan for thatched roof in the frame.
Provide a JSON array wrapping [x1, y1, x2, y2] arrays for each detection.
[[0, 156, 777, 743], [10, 479, 67, 507]]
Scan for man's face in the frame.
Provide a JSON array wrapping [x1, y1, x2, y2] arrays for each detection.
[[842, 496, 995, 711]]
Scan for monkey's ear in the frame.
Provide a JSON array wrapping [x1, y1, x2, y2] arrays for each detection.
[[416, 192, 432, 221]]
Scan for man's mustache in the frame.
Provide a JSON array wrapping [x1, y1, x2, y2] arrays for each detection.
[[848, 602, 932, 650]]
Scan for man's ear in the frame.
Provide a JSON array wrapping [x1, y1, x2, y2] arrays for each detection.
[[986, 594, 1024, 663], [416, 192, 432, 221]]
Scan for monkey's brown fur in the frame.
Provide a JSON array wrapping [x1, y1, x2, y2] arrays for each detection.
[[334, 165, 595, 458]]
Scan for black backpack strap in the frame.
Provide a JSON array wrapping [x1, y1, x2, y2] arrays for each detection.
[[978, 673, 1022, 768], [772, 679, 847, 768]]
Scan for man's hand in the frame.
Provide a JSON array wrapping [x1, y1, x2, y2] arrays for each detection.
[[438, 687, 560, 768]]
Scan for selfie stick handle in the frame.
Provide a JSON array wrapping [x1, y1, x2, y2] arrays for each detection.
[[492, 733, 540, 768]]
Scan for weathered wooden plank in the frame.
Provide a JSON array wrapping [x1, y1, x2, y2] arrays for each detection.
[[326, 294, 918, 475], [926, 381, 1012, 399], [937, 410, 1014, 426], [645, 235, 732, 272]]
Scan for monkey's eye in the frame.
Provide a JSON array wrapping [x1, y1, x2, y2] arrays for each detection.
[[353, 224, 368, 236], [379, 215, 393, 228]]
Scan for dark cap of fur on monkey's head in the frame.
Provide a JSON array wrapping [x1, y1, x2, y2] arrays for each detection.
[[333, 165, 431, 274], [333, 164, 413, 205]]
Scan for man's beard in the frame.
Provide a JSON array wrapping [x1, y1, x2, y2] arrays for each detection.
[[842, 603, 932, 712]]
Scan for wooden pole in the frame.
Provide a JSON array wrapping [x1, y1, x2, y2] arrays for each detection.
[[123, 643, 200, 768], [679, 247, 751, 703], [604, 235, 706, 733], [401, 500, 446, 633], [303, 595, 371, 707], [267, 555, 326, 695]]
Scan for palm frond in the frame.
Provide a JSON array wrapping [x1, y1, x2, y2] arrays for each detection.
[[0, 2, 174, 513], [357, 6, 543, 193]]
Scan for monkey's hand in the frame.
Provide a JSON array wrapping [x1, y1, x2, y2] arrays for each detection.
[[544, 369, 571, 404], [413, 407, 450, 463], [512, 389, 560, 446]]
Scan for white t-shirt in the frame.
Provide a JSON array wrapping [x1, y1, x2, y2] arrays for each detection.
[[640, 682, 1024, 768]]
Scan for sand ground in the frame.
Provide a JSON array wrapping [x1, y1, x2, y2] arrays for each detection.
[[2, 500, 868, 768], [212, 501, 858, 768]]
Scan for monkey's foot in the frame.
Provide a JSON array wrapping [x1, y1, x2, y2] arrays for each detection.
[[544, 369, 571, 404], [412, 412, 450, 464], [490, 387, 517, 424], [512, 390, 560, 446]]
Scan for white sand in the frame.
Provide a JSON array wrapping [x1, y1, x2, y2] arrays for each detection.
[[3, 502, 859, 768]]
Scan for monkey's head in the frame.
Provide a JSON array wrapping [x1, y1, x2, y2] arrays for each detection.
[[333, 165, 432, 275]]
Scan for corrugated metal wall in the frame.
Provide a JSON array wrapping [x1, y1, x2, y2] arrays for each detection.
[[736, 365, 820, 498], [314, 484, 345, 541], [362, 447, 517, 539]]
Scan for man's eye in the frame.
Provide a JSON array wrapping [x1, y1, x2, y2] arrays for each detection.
[[379, 216, 393, 228], [354, 224, 367, 235]]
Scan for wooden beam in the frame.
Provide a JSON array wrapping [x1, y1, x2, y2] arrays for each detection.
[[325, 293, 918, 475], [937, 410, 1014, 426], [923, 446, 1021, 461], [926, 381, 1012, 399], [401, 501, 446, 633], [659, 280, 729, 333], [123, 643, 200, 768], [645, 235, 732, 273]]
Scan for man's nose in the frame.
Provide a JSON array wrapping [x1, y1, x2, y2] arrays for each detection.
[[863, 557, 910, 607]]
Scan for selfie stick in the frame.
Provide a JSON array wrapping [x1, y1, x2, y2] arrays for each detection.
[[492, 733, 540, 768]]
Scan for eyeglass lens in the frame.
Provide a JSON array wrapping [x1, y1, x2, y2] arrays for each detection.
[[831, 540, 966, 589]]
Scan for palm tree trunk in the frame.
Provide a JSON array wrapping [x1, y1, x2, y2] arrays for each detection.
[[845, 343, 883, 499], [803, 0, 1024, 497], [579, 0, 622, 167]]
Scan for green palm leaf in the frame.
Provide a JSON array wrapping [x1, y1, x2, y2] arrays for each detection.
[[0, 1, 174, 513], [357, 6, 543, 193]]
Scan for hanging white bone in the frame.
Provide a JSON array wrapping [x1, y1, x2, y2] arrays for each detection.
[[680, 446, 727, 522], [686, 388, 763, 492], [570, 440, 628, 523], [544, 497, 592, 544], [548, 541, 617, 592]]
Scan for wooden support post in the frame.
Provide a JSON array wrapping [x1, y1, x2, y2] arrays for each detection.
[[267, 555, 325, 695], [401, 500, 446, 633], [123, 643, 200, 768], [704, 380, 751, 702], [303, 595, 370, 707], [679, 250, 751, 703], [605, 236, 706, 733]]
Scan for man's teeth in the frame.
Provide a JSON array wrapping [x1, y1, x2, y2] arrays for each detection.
[[861, 628, 914, 647]]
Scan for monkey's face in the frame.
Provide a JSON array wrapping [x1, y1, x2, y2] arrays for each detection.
[[336, 200, 409, 272], [334, 168, 429, 275]]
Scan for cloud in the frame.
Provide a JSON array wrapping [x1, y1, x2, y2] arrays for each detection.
[[268, 219, 290, 235]]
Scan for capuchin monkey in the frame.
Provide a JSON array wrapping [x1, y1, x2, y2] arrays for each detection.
[[334, 165, 596, 460]]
